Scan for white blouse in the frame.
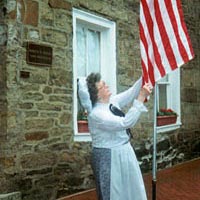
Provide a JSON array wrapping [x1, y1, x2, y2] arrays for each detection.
[[88, 77, 148, 148]]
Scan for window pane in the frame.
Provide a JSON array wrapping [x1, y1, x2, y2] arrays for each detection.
[[87, 29, 100, 74], [77, 26, 86, 76], [159, 84, 167, 109]]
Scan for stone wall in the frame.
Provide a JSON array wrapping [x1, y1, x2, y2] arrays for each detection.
[[0, 0, 199, 199], [0, 0, 93, 199], [0, 0, 8, 188]]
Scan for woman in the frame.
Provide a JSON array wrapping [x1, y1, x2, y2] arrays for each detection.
[[78, 73, 152, 200]]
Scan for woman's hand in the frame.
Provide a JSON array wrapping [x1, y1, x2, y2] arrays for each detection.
[[137, 83, 153, 103]]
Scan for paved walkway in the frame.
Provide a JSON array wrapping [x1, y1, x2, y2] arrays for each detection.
[[144, 158, 200, 200], [57, 158, 200, 200]]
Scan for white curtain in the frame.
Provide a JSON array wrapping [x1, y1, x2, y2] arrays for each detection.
[[76, 26, 100, 77], [87, 29, 100, 74]]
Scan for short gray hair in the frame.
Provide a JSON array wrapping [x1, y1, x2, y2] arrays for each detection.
[[86, 73, 101, 106]]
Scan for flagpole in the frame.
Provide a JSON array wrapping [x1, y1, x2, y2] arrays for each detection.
[[152, 83, 157, 200]]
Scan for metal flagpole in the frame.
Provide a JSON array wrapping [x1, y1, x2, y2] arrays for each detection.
[[152, 83, 157, 200]]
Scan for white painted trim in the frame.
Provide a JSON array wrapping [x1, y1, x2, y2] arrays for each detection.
[[73, 8, 116, 141], [157, 122, 182, 133], [156, 68, 181, 132], [74, 134, 92, 142], [73, 8, 115, 29]]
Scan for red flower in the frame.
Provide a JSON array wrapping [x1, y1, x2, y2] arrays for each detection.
[[157, 108, 177, 116]]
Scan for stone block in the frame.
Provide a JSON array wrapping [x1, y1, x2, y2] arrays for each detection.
[[0, 1, 6, 20], [23, 0, 38, 26], [17, 0, 25, 22], [49, 127, 69, 137], [26, 167, 52, 176], [6, 0, 17, 20], [181, 69, 195, 87], [0, 156, 15, 168], [21, 152, 56, 169], [34, 174, 59, 187], [182, 88, 197, 103], [17, 178, 32, 192], [40, 112, 59, 118], [41, 28, 68, 46], [24, 111, 39, 118], [0, 192, 21, 200], [25, 131, 49, 141], [59, 112, 71, 125], [0, 24, 7, 45], [27, 29, 39, 40], [19, 102, 34, 109], [49, 95, 72, 104], [49, 143, 68, 151], [49, 69, 72, 87], [8, 10, 16, 20], [54, 10, 72, 32], [40, 3, 54, 27], [25, 118, 54, 130], [0, 68, 6, 87], [35, 102, 62, 111], [22, 92, 44, 101], [53, 88, 69, 94], [48, 0, 72, 10], [43, 86, 52, 94], [7, 24, 21, 46], [157, 139, 170, 152]]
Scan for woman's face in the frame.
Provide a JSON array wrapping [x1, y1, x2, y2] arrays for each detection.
[[96, 80, 111, 102]]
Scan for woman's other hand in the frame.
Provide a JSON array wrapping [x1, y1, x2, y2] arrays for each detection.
[[137, 83, 153, 103]]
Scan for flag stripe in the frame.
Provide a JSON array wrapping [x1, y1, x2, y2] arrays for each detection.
[[140, 22, 156, 86], [140, 3, 171, 81], [154, 0, 178, 70], [140, 4, 165, 83], [140, 39, 149, 83], [141, 0, 166, 77], [149, 8, 172, 76], [140, 2, 167, 82], [141, 60, 150, 85], [140, 0, 194, 86], [157, 1, 184, 69], [165, 0, 189, 63]]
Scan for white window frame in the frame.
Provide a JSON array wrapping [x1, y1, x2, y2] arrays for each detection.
[[156, 68, 181, 133], [72, 8, 116, 141]]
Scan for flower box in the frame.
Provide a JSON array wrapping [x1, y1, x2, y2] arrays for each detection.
[[78, 120, 89, 133], [157, 115, 177, 126]]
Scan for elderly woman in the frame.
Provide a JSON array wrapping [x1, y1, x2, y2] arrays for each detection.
[[78, 73, 152, 200]]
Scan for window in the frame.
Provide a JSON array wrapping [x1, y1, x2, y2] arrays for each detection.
[[156, 68, 181, 133], [73, 8, 116, 141]]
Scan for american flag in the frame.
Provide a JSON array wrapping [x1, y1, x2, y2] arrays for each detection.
[[140, 0, 194, 86]]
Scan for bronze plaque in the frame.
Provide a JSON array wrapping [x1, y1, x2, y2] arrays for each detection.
[[26, 42, 52, 66]]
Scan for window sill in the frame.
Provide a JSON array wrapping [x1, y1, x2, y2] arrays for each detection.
[[156, 122, 182, 133], [74, 122, 182, 141], [74, 133, 92, 142]]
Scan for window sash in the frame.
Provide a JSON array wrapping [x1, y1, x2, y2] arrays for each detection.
[[157, 74, 170, 111], [73, 8, 116, 140], [156, 68, 181, 132]]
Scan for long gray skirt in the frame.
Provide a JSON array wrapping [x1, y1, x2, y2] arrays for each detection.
[[91, 142, 147, 200]]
